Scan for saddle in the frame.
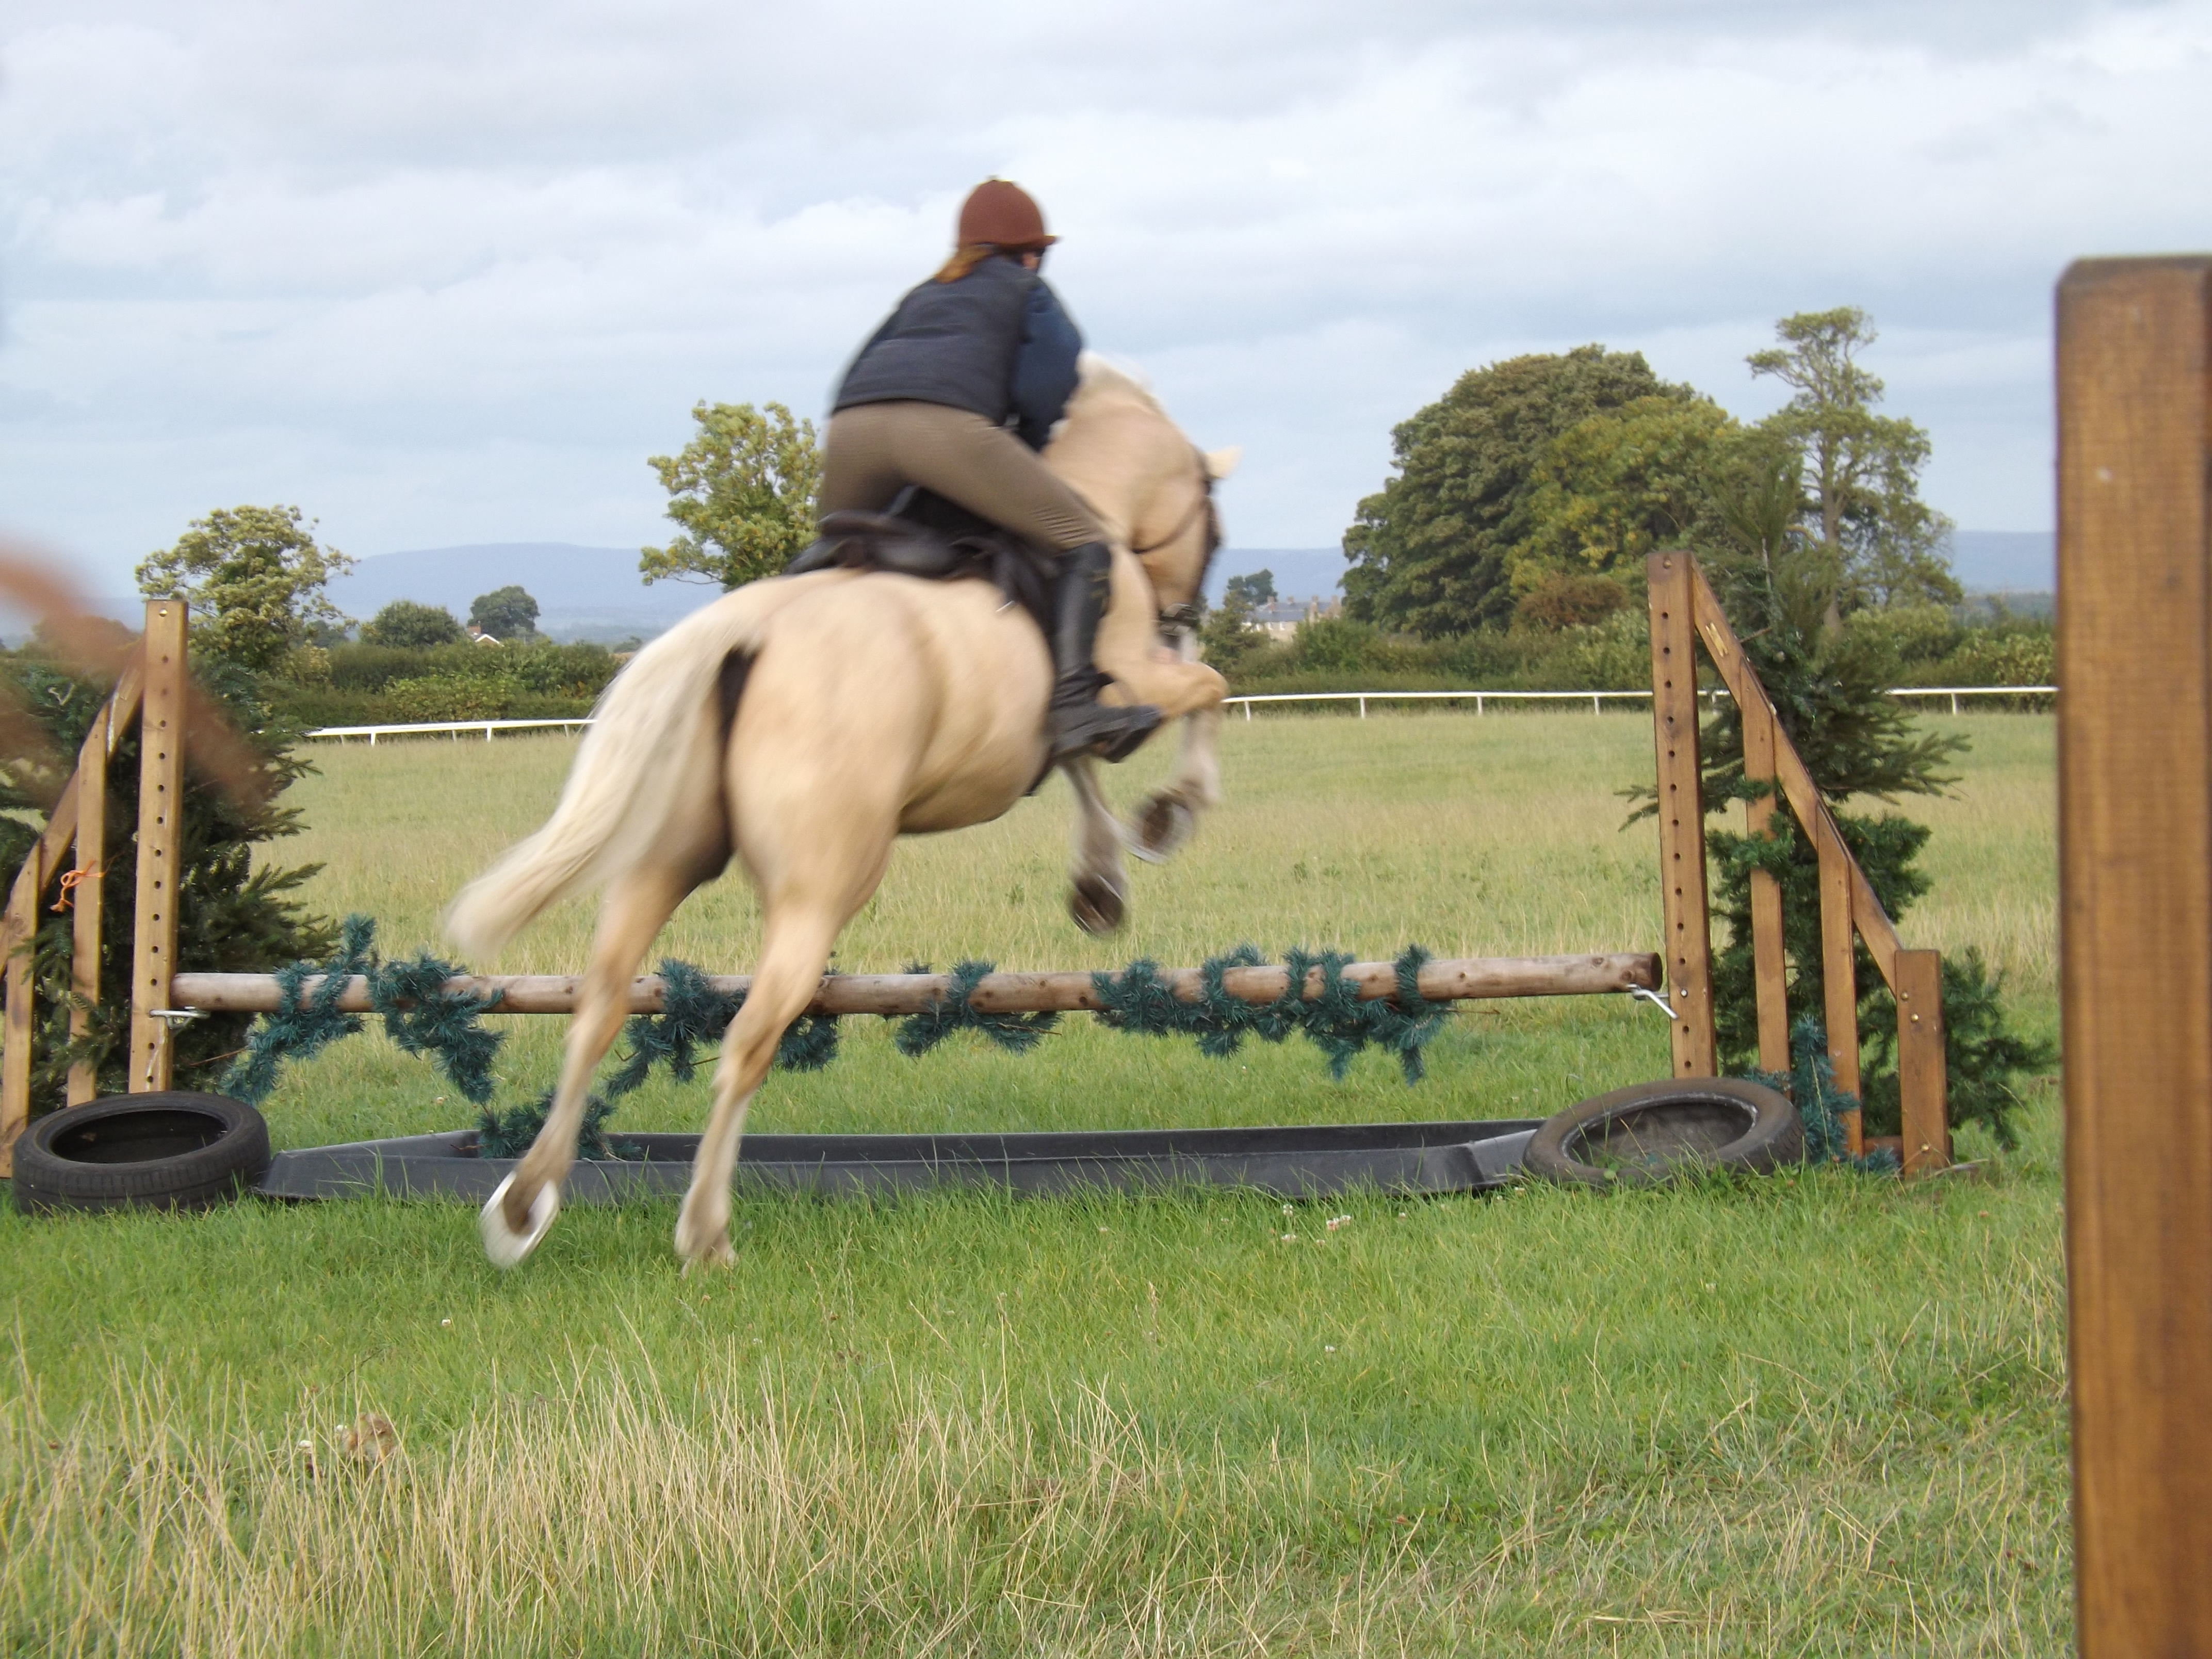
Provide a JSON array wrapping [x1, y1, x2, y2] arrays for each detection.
[[785, 486, 1056, 638]]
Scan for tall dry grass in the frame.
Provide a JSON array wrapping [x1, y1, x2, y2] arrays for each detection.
[[6, 1257, 2067, 1658]]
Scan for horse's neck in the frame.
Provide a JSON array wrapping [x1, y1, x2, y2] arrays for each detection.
[[1046, 424, 1196, 607], [1045, 445, 1139, 548]]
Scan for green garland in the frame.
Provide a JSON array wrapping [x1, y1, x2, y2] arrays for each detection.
[[222, 916, 505, 1106], [604, 958, 841, 1094], [1092, 944, 1450, 1082], [895, 959, 1060, 1057], [476, 1091, 625, 1161], [229, 919, 1459, 1157]]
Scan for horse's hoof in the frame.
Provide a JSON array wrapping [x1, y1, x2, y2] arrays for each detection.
[[481, 1173, 559, 1270], [679, 1238, 737, 1274], [675, 1213, 737, 1271], [1129, 792, 1194, 863], [1068, 872, 1127, 934]]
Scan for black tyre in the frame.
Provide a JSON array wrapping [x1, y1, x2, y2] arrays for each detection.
[[11, 1092, 270, 1215], [1524, 1078, 1801, 1189]]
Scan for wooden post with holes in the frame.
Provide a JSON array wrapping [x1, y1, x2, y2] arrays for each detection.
[[1740, 696, 1790, 1074], [128, 600, 187, 1094], [1646, 550, 1716, 1075], [2056, 254, 2212, 1655]]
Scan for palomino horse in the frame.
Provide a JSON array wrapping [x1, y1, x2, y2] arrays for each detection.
[[447, 357, 1235, 1268]]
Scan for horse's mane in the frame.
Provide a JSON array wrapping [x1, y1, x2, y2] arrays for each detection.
[[1065, 352, 1165, 421]]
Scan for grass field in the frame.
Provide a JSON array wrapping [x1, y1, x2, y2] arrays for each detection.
[[2, 712, 2066, 1654]]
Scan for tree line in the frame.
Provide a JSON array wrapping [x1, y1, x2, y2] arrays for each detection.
[[1339, 307, 1958, 637]]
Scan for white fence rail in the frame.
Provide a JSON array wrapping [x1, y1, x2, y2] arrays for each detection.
[[301, 685, 2056, 744], [1221, 685, 2057, 719], [303, 718, 592, 745]]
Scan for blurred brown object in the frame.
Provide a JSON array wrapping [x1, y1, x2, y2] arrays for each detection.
[[341, 1412, 400, 1467], [0, 537, 266, 808]]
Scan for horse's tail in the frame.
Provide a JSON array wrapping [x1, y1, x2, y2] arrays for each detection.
[[444, 589, 772, 959]]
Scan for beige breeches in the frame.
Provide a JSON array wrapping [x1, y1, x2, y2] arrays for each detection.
[[819, 401, 1105, 554]]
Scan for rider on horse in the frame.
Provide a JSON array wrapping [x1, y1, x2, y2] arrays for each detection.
[[822, 178, 1161, 765]]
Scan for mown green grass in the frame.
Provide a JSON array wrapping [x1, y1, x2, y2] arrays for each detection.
[[1, 713, 2065, 1654]]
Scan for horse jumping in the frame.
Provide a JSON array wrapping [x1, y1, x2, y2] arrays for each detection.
[[446, 357, 1236, 1268]]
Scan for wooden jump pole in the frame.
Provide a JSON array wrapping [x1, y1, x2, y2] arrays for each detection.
[[2057, 254, 2212, 1654], [170, 952, 1663, 1019]]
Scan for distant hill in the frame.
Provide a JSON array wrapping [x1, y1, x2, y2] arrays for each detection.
[[1947, 530, 2053, 594], [325, 543, 717, 642], [1206, 534, 2056, 611], [1204, 548, 1344, 607]]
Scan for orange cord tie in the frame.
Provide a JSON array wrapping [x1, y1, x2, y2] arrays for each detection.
[[52, 864, 102, 914]]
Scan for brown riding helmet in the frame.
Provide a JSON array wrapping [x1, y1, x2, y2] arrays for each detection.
[[956, 178, 1057, 251]]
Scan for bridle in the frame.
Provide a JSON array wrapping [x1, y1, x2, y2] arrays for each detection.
[[1130, 446, 1220, 559], [1130, 445, 1221, 640]]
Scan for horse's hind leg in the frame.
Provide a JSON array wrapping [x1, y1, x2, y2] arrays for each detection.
[[1064, 757, 1128, 934], [481, 858, 692, 1267], [674, 900, 845, 1268]]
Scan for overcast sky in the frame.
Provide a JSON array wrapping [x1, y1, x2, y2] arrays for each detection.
[[3, 0, 2207, 592]]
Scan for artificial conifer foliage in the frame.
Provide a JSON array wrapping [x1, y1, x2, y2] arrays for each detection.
[[0, 638, 337, 1114]]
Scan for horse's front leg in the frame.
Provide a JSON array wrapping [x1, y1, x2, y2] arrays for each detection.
[[1063, 757, 1128, 934], [1129, 633, 1224, 862]]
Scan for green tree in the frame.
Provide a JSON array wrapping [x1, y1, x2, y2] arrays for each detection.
[[135, 506, 353, 674], [361, 600, 464, 648], [1199, 574, 1268, 674], [1343, 347, 1686, 636], [469, 585, 540, 641], [1748, 308, 1959, 612], [1223, 570, 1276, 610], [641, 401, 822, 590], [1512, 395, 1737, 597]]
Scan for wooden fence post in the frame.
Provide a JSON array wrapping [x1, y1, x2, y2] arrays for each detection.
[[67, 688, 117, 1105], [1740, 697, 1790, 1074], [128, 601, 186, 1094], [1814, 811, 1864, 1154], [1, 843, 43, 1174], [1894, 949, 1948, 1176], [1647, 549, 1716, 1075], [2057, 254, 2212, 1654]]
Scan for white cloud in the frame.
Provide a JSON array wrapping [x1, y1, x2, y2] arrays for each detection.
[[2, 0, 2207, 588]]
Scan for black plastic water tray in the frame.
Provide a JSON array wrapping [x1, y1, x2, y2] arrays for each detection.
[[257, 1120, 1543, 1205]]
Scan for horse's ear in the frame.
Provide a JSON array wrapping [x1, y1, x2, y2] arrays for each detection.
[[1203, 446, 1242, 481]]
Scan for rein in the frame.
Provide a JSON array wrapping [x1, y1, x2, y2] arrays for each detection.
[[1130, 447, 1222, 640]]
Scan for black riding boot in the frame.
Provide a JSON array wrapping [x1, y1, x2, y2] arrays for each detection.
[[1046, 542, 1162, 764]]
